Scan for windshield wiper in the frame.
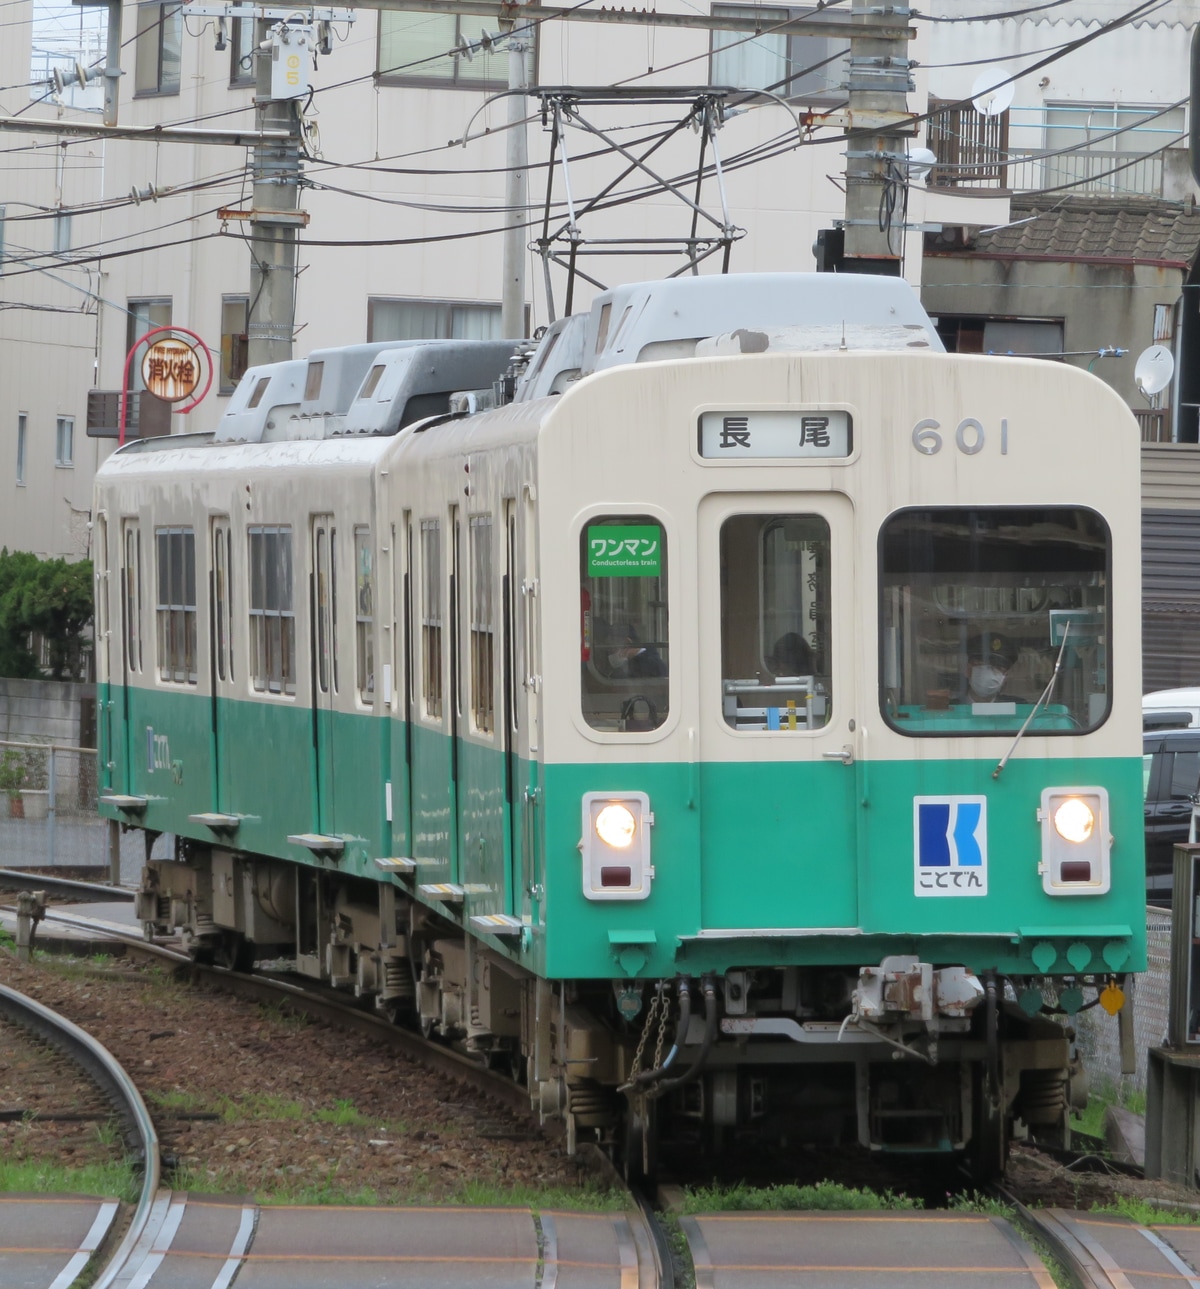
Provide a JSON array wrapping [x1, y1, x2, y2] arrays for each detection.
[[992, 622, 1071, 779]]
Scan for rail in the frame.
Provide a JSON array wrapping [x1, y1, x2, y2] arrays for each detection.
[[0, 984, 161, 1289]]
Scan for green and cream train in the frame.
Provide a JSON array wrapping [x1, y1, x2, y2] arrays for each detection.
[[95, 273, 1145, 1176]]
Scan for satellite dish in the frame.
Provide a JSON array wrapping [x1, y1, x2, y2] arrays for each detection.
[[1135, 344, 1175, 396], [906, 147, 937, 181], [971, 67, 1015, 117]]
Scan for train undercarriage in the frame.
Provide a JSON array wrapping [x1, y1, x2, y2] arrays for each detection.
[[137, 841, 1083, 1180]]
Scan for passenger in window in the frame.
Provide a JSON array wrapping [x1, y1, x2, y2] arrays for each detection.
[[768, 632, 814, 678], [609, 626, 667, 678]]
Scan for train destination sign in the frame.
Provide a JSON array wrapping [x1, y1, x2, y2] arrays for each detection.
[[141, 337, 202, 403], [587, 525, 662, 578], [699, 409, 851, 459]]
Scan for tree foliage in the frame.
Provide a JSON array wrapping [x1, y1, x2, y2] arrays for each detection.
[[0, 549, 93, 680]]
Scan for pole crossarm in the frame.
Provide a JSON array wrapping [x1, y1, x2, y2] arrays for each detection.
[[184, 4, 356, 18], [0, 117, 291, 146], [336, 0, 912, 40]]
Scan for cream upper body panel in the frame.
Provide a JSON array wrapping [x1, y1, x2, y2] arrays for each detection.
[[533, 349, 1141, 766]]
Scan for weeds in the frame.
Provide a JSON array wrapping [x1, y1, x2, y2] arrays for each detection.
[[1095, 1196, 1200, 1226], [0, 1158, 141, 1202], [678, 1180, 919, 1213]]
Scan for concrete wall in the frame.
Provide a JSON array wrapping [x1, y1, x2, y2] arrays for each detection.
[[0, 678, 95, 748]]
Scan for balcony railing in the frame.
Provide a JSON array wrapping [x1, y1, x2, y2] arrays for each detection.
[[927, 100, 1182, 199], [1136, 408, 1170, 442]]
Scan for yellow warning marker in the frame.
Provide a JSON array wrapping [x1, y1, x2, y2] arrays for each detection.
[[787, 699, 797, 731], [1099, 979, 1125, 1015]]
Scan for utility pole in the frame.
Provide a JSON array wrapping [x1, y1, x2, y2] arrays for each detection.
[[840, 0, 915, 273], [500, 15, 531, 339], [248, 23, 306, 368]]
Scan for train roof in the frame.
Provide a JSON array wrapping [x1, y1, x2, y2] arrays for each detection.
[[515, 272, 943, 401]]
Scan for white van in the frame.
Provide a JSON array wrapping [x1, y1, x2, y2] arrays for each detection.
[[1143, 687, 1200, 729]]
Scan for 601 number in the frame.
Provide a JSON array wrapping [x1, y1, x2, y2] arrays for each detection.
[[911, 417, 1008, 456]]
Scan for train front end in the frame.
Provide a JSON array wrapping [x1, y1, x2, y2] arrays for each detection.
[[533, 340, 1146, 1172]]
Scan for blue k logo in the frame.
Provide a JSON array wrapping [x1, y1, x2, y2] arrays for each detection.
[[913, 796, 988, 896]]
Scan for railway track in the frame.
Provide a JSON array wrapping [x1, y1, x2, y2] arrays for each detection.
[[0, 983, 159, 1289], [6, 888, 1200, 1287]]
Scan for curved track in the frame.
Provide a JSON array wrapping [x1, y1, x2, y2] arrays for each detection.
[[0, 983, 160, 1289]]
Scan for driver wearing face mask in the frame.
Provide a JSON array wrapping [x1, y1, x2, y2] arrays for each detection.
[[967, 634, 1015, 703]]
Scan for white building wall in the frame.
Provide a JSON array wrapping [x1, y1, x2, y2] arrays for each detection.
[[4, 1, 931, 562]]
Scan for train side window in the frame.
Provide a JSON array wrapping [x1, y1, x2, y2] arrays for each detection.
[[355, 526, 375, 703], [122, 520, 143, 674], [248, 525, 296, 695], [421, 519, 443, 720], [314, 525, 332, 695], [879, 507, 1110, 736], [580, 514, 669, 733], [719, 514, 831, 732], [155, 526, 197, 685], [469, 515, 494, 735]]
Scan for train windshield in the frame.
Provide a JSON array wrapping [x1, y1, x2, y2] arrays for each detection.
[[880, 507, 1110, 736], [580, 515, 669, 733]]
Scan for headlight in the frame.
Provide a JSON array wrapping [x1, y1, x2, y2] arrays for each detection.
[[1039, 787, 1109, 896], [595, 803, 636, 848], [1053, 797, 1094, 844]]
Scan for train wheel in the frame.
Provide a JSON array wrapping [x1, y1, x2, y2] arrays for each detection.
[[621, 1093, 659, 1186], [213, 930, 255, 973], [969, 1069, 1008, 1182]]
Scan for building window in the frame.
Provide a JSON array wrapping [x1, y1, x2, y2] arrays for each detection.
[[355, 526, 375, 703], [55, 416, 73, 466], [220, 296, 249, 393], [128, 298, 172, 436], [935, 316, 1064, 359], [1043, 102, 1185, 196], [421, 519, 442, 719], [378, 10, 521, 88], [53, 211, 71, 255], [16, 414, 26, 485], [368, 297, 503, 342], [710, 4, 847, 103], [580, 515, 669, 733], [155, 526, 197, 684], [230, 16, 256, 85], [469, 515, 493, 734], [135, 2, 182, 95], [248, 526, 296, 695]]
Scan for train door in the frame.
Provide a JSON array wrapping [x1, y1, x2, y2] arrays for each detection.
[[447, 506, 462, 878], [311, 515, 337, 832], [410, 514, 454, 878], [501, 500, 519, 914], [698, 494, 860, 930], [117, 518, 144, 795], [94, 514, 112, 792], [209, 517, 235, 810], [515, 490, 542, 923]]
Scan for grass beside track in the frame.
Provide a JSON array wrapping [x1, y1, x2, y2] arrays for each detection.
[[0, 1157, 142, 1202], [677, 1180, 921, 1213]]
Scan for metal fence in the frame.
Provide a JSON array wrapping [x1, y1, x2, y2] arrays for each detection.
[[1073, 907, 1171, 1100], [0, 738, 164, 882]]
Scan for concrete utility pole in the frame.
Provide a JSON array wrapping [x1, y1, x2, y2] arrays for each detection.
[[248, 25, 306, 368], [841, 0, 915, 272], [500, 14, 531, 339]]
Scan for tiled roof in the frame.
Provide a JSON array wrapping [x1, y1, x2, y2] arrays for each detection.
[[967, 196, 1200, 263]]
